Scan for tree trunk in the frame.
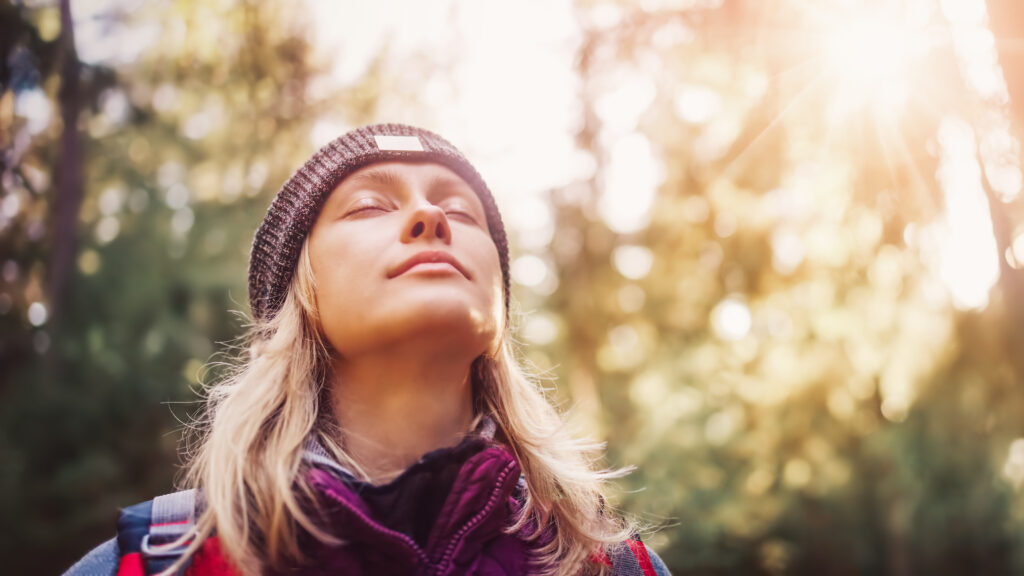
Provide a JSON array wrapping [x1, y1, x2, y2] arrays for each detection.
[[985, 1, 1024, 121], [48, 0, 83, 340], [983, 0, 1024, 368]]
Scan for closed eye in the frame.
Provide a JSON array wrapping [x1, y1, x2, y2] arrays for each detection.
[[344, 199, 390, 218], [445, 209, 479, 224], [441, 199, 482, 225]]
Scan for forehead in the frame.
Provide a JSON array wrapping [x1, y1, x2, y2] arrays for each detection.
[[333, 161, 474, 195]]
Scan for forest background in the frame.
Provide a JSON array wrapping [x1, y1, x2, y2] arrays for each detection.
[[4, 0, 1024, 574]]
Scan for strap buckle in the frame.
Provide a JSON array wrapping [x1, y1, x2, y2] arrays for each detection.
[[140, 533, 191, 558]]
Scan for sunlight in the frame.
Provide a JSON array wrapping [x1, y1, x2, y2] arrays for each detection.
[[935, 116, 1000, 310], [1003, 438, 1024, 488], [14, 88, 50, 135], [711, 295, 752, 342], [613, 245, 655, 280], [823, 9, 931, 121], [511, 255, 549, 288], [599, 132, 664, 234], [306, 0, 581, 250], [812, 1, 1006, 311]]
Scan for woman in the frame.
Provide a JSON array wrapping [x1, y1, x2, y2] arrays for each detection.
[[66, 124, 670, 575]]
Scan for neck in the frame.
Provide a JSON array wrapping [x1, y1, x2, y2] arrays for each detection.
[[329, 347, 477, 484]]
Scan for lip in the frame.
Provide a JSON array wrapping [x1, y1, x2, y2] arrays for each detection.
[[389, 250, 471, 280]]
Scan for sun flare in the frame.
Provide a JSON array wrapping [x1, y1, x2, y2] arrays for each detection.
[[823, 11, 932, 121], [810, 1, 1006, 311]]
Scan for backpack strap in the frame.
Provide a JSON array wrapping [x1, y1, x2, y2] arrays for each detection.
[[142, 489, 198, 575], [509, 477, 663, 575], [116, 489, 199, 576], [606, 537, 660, 576]]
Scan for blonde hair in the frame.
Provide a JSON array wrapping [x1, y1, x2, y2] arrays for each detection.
[[174, 240, 633, 575]]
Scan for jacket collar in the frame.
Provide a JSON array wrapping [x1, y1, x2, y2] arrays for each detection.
[[301, 416, 524, 572], [301, 415, 498, 482]]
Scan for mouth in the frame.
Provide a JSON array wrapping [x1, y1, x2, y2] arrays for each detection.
[[389, 250, 471, 280]]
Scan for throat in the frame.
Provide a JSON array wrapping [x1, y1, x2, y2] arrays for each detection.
[[328, 354, 477, 484], [342, 435, 493, 548]]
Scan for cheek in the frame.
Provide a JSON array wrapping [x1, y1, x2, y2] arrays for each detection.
[[309, 233, 374, 322], [475, 243, 506, 321], [311, 268, 371, 355]]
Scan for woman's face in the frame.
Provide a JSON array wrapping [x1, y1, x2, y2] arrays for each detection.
[[307, 161, 504, 360]]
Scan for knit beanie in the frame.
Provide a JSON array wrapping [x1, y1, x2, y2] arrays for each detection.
[[248, 123, 510, 324]]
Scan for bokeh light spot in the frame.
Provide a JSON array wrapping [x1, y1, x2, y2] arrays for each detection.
[[711, 296, 752, 341], [27, 302, 47, 327]]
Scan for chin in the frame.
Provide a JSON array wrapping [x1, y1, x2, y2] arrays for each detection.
[[388, 310, 498, 363], [402, 298, 497, 340], [324, 296, 500, 358]]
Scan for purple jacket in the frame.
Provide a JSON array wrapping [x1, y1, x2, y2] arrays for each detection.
[[300, 434, 534, 575], [65, 422, 671, 575]]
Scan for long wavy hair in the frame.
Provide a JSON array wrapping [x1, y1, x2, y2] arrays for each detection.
[[173, 238, 633, 575]]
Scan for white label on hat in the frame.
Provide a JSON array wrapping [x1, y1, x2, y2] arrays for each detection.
[[374, 135, 424, 152]]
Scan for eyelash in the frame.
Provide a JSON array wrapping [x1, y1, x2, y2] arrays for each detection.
[[445, 208, 477, 223], [345, 202, 477, 224], [347, 203, 386, 216]]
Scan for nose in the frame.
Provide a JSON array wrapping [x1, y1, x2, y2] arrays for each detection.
[[401, 203, 452, 245]]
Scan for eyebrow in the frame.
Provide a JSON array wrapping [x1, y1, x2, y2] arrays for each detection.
[[344, 166, 403, 190], [344, 166, 475, 197]]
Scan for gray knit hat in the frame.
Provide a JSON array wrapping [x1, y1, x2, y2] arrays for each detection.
[[248, 123, 510, 324]]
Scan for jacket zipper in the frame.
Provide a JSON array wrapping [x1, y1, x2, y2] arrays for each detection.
[[311, 473, 433, 568], [431, 459, 518, 575]]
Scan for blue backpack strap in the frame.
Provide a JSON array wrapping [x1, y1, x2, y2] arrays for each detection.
[[62, 537, 119, 575], [116, 499, 154, 562], [115, 490, 198, 576], [608, 539, 647, 576], [609, 536, 672, 576], [141, 489, 198, 575]]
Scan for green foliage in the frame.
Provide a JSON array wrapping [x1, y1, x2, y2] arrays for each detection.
[[525, 3, 1024, 575], [0, 1, 349, 571], [3, 1, 1024, 575]]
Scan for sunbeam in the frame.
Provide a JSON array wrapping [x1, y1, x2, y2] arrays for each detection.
[[721, 68, 828, 178]]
